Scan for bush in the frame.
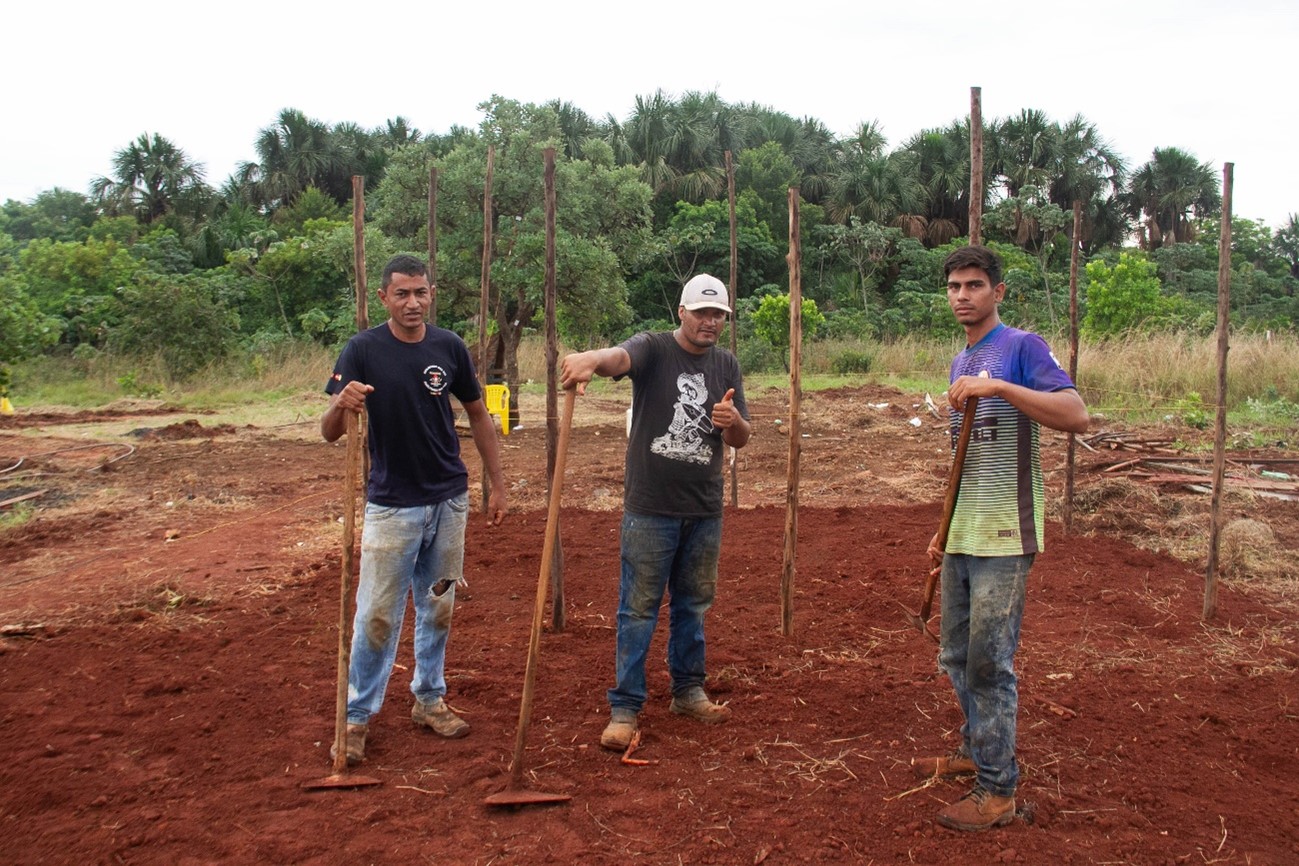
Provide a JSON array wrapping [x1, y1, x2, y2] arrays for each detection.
[[106, 274, 239, 380], [831, 350, 873, 374], [736, 338, 782, 374], [821, 308, 877, 340], [1083, 253, 1170, 337]]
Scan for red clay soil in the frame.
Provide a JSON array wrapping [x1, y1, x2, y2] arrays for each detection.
[[1, 385, 1297, 865]]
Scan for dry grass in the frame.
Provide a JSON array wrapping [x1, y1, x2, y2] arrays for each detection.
[[1219, 518, 1299, 596], [766, 739, 862, 786], [1197, 619, 1299, 677], [1220, 518, 1281, 580], [1077, 331, 1299, 416]]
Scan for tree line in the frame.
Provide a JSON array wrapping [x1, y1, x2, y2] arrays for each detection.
[[2, 92, 1296, 391]]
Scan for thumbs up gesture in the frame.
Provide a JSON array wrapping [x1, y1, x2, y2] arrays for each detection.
[[711, 388, 738, 430]]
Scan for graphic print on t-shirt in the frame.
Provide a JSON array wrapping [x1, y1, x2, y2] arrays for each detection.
[[650, 372, 714, 466], [423, 364, 449, 395]]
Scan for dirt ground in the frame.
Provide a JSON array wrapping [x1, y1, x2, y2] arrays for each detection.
[[2, 383, 1297, 865]]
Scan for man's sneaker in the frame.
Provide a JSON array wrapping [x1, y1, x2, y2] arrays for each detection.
[[600, 708, 638, 751], [412, 697, 470, 739], [669, 688, 732, 725], [329, 723, 367, 766], [936, 786, 1016, 831], [912, 750, 977, 779]]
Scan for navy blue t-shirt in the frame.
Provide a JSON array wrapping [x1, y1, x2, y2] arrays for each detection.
[[325, 324, 482, 507]]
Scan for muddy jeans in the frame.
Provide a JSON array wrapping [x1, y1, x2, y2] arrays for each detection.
[[346, 493, 469, 725], [608, 511, 721, 713], [938, 552, 1034, 798]]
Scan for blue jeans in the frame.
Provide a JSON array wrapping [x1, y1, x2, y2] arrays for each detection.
[[938, 553, 1034, 798], [608, 511, 722, 713], [346, 493, 469, 725]]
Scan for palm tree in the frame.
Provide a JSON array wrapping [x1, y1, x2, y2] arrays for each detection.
[[826, 149, 924, 230], [992, 108, 1056, 199], [1124, 147, 1221, 250], [237, 109, 338, 212], [607, 90, 751, 205], [1049, 115, 1125, 205], [743, 107, 839, 203], [1049, 115, 1128, 249], [824, 123, 924, 233], [380, 116, 422, 148], [326, 121, 385, 202], [901, 123, 970, 246], [1275, 213, 1299, 278], [546, 100, 601, 159], [990, 109, 1128, 252], [607, 90, 680, 197], [91, 133, 207, 223]]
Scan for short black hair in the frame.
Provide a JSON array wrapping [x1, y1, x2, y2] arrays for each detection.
[[381, 254, 428, 289], [943, 245, 1003, 287]]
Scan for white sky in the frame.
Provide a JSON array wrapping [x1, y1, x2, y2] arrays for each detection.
[[7, 0, 1296, 228]]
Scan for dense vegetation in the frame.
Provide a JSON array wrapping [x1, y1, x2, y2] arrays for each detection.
[[2, 93, 1296, 397]]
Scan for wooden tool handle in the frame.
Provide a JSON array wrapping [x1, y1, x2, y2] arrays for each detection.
[[934, 396, 979, 556], [508, 387, 576, 785], [331, 409, 363, 774]]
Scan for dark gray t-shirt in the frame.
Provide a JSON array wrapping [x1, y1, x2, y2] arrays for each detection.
[[617, 331, 749, 518]]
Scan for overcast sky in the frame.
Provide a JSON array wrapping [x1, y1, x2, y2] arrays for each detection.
[[7, 0, 1296, 228]]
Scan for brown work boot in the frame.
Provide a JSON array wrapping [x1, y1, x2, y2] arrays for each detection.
[[669, 687, 732, 724], [936, 786, 1016, 831], [330, 723, 367, 766], [601, 708, 638, 751], [912, 749, 977, 779], [412, 697, 470, 739]]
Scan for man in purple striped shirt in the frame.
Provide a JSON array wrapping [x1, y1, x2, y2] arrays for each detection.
[[914, 245, 1088, 831]]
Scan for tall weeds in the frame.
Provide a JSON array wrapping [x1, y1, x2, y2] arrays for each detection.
[[12, 331, 1298, 423]]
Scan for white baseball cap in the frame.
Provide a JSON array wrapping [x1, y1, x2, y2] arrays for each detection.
[[679, 274, 732, 314]]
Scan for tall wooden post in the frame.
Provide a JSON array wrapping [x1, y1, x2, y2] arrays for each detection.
[[479, 146, 496, 512], [352, 176, 368, 331], [428, 166, 439, 324], [543, 147, 565, 632], [725, 150, 740, 508], [969, 86, 984, 246], [1205, 163, 1233, 621], [1063, 201, 1083, 533], [479, 146, 495, 385], [781, 187, 803, 638]]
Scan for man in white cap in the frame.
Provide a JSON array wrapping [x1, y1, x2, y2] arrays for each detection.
[[561, 273, 751, 751]]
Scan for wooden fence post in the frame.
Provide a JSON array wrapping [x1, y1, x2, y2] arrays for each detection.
[[1205, 163, 1234, 621], [969, 87, 983, 246], [781, 187, 803, 638]]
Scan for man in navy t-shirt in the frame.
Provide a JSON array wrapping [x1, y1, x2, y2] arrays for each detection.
[[322, 254, 507, 766]]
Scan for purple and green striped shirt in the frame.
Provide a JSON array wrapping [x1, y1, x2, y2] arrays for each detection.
[[946, 324, 1076, 556]]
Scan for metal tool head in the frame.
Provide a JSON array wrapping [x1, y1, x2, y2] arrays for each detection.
[[301, 773, 383, 791], [483, 788, 572, 807], [896, 601, 940, 644]]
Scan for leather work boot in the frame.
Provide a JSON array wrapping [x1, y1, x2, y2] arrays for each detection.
[[600, 708, 638, 751], [412, 697, 470, 739], [330, 723, 368, 766], [669, 687, 732, 724], [936, 786, 1016, 831], [912, 750, 977, 779]]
